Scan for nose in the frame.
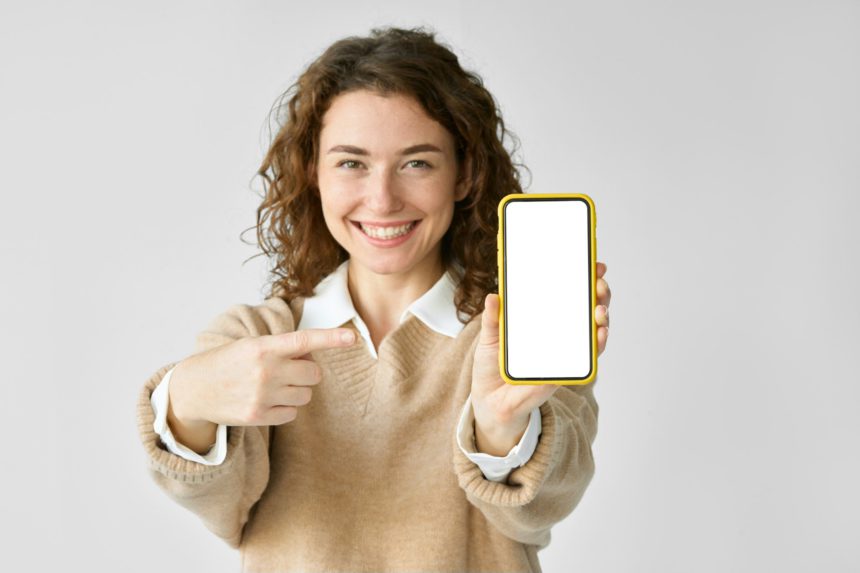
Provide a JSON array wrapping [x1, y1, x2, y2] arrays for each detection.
[[364, 168, 404, 214]]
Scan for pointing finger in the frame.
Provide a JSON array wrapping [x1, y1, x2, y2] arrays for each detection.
[[277, 328, 357, 358]]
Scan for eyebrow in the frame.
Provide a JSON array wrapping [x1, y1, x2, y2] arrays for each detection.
[[326, 143, 444, 156]]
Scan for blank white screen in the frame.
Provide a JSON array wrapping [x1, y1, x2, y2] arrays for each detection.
[[503, 198, 592, 379]]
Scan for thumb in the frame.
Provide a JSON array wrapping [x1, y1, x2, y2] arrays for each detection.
[[478, 293, 501, 347]]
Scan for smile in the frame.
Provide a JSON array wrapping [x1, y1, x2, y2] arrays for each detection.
[[350, 220, 421, 246]]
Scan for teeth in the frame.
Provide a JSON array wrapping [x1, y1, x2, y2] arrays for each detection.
[[359, 222, 415, 239]]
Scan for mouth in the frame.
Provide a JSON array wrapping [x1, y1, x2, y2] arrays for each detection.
[[350, 219, 422, 244]]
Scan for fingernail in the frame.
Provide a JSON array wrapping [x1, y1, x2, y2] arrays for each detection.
[[341, 331, 355, 344]]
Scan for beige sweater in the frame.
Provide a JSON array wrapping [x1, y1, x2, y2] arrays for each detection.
[[136, 296, 599, 573]]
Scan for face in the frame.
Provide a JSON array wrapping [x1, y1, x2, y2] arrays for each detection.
[[316, 89, 468, 281]]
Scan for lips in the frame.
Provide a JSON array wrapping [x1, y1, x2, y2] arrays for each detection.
[[350, 219, 420, 228], [350, 220, 422, 236], [350, 219, 422, 245]]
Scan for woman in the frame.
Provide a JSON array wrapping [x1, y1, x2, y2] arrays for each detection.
[[137, 26, 611, 573]]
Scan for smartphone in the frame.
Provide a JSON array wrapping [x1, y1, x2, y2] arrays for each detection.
[[497, 193, 598, 385]]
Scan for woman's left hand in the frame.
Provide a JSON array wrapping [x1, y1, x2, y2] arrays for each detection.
[[470, 261, 611, 456]]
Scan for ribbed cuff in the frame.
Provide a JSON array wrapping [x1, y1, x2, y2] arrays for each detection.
[[137, 362, 245, 483], [150, 366, 227, 466], [455, 394, 542, 482], [452, 397, 561, 507]]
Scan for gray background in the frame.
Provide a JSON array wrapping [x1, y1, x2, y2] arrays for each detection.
[[2, 0, 858, 571]]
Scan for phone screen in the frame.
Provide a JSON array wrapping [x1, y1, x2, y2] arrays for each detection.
[[501, 196, 594, 382]]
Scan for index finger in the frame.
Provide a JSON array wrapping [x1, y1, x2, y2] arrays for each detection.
[[275, 328, 357, 358], [596, 261, 607, 278]]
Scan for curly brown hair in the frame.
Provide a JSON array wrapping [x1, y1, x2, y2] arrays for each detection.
[[246, 26, 527, 324]]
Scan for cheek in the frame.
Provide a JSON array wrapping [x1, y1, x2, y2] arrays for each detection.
[[429, 198, 455, 224], [316, 193, 339, 232], [318, 186, 349, 216], [318, 191, 358, 238]]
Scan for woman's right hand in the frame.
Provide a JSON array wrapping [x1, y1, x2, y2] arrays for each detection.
[[167, 328, 357, 434]]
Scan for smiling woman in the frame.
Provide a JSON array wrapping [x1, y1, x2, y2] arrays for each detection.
[[137, 25, 603, 573]]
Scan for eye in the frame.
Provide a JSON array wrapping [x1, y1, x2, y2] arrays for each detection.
[[405, 159, 431, 169], [337, 159, 363, 169]]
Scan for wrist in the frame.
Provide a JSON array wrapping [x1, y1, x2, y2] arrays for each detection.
[[165, 361, 218, 454], [167, 360, 208, 428], [473, 413, 529, 457]]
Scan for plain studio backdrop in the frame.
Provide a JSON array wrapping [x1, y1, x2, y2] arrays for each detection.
[[1, 1, 858, 571]]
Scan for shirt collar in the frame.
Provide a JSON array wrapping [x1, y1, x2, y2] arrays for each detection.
[[297, 259, 467, 339]]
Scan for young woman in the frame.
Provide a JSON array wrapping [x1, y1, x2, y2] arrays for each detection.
[[137, 26, 611, 573]]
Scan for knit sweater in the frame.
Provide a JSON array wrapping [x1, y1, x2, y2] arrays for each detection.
[[148, 260, 543, 481], [136, 295, 599, 573]]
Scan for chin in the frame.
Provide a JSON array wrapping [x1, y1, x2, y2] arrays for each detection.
[[352, 256, 414, 275]]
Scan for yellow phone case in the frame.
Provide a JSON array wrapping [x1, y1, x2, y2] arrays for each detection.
[[497, 193, 598, 385]]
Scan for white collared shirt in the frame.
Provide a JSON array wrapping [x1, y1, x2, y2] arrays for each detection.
[[151, 259, 541, 482]]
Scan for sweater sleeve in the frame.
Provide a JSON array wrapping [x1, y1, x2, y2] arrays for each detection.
[[150, 366, 228, 465], [135, 298, 296, 548], [451, 374, 599, 550]]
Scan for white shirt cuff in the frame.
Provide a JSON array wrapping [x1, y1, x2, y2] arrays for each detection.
[[151, 365, 227, 466], [455, 393, 542, 483]]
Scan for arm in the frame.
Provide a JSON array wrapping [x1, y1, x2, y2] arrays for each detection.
[[452, 370, 599, 549], [136, 298, 295, 547], [453, 292, 600, 549], [455, 396, 542, 483]]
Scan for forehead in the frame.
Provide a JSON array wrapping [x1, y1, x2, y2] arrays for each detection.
[[319, 90, 453, 150]]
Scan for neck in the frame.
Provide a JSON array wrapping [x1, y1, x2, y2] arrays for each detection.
[[346, 254, 445, 346]]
